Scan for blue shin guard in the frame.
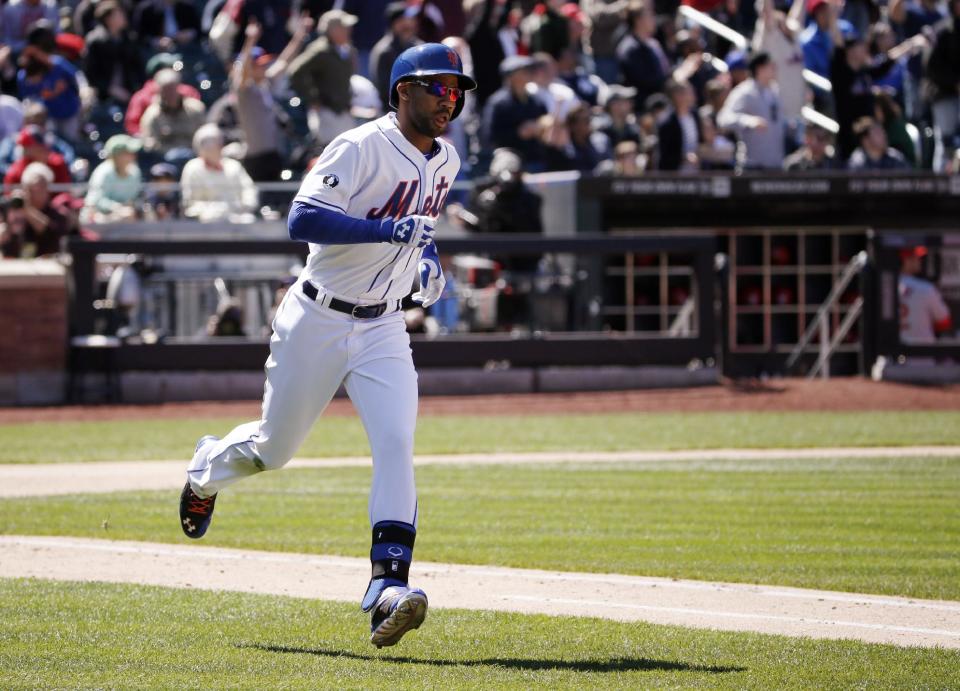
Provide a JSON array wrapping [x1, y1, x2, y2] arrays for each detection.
[[360, 520, 416, 612]]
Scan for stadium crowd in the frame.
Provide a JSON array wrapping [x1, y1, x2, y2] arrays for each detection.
[[1, 0, 960, 257]]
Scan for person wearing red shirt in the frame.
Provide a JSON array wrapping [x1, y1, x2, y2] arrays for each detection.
[[2, 125, 70, 188]]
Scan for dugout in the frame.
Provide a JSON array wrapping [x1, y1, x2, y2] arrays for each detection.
[[577, 172, 960, 379]]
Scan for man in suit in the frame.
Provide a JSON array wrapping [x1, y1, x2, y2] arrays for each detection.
[[658, 79, 701, 171]]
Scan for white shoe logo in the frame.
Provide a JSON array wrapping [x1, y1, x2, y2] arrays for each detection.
[[183, 517, 196, 533]]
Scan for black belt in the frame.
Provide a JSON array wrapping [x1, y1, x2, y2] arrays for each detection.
[[302, 281, 395, 319]]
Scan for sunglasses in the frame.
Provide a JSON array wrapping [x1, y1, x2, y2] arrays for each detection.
[[408, 79, 463, 102]]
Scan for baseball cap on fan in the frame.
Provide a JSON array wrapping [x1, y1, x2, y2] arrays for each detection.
[[899, 246, 928, 260], [247, 46, 275, 67], [17, 124, 48, 149], [319, 9, 358, 34]]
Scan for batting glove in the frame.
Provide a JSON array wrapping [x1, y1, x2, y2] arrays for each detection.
[[412, 242, 446, 308], [385, 215, 436, 248]]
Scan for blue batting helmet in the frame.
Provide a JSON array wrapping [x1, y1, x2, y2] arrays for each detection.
[[389, 43, 477, 120]]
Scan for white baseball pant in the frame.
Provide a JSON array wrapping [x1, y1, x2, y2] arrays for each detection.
[[187, 280, 419, 527]]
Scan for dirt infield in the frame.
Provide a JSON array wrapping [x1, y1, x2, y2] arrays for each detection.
[[3, 535, 959, 649], [0, 378, 958, 424]]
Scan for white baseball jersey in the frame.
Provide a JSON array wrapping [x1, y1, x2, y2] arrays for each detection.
[[899, 274, 952, 343], [294, 113, 461, 302]]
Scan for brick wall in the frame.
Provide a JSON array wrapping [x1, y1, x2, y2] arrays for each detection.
[[0, 260, 67, 403]]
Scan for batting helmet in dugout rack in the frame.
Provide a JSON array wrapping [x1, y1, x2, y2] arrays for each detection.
[[389, 43, 478, 120]]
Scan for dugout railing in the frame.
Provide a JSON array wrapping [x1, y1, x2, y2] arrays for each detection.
[[65, 234, 718, 394]]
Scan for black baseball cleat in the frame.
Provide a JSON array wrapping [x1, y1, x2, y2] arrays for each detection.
[[179, 482, 217, 538], [180, 435, 219, 539]]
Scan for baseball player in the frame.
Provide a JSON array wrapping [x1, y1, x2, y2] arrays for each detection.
[[179, 43, 476, 648], [899, 246, 953, 345]]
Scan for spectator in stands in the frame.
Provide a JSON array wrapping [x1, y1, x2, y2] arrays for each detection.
[[0, 41, 17, 94], [322, 0, 382, 79], [699, 76, 731, 125], [83, 134, 142, 223], [598, 84, 641, 151], [0, 101, 75, 180], [527, 0, 570, 59], [583, 0, 627, 85], [72, 0, 101, 38], [560, 2, 590, 61], [3, 124, 70, 186], [145, 162, 181, 220], [847, 116, 910, 170], [658, 79, 702, 171], [125, 54, 202, 136], [83, 1, 143, 106], [890, 0, 947, 119], [924, 0, 960, 172], [2, 0, 59, 53], [873, 88, 916, 166], [469, 147, 542, 263], [288, 10, 357, 149], [800, 0, 850, 79], [556, 45, 604, 106], [5, 162, 68, 257], [639, 93, 670, 168], [717, 52, 785, 170], [528, 52, 580, 120], [617, 2, 670, 113], [370, 2, 422, 109], [595, 139, 647, 175], [231, 14, 312, 181], [869, 22, 908, 106], [0, 93, 23, 144], [134, 0, 201, 53], [697, 112, 737, 169], [671, 30, 718, 103], [782, 122, 840, 170], [465, 0, 514, 109], [753, 0, 806, 129], [16, 28, 82, 140], [140, 68, 207, 157], [898, 245, 953, 345], [0, 192, 28, 258], [724, 50, 750, 88], [180, 123, 258, 222], [544, 102, 607, 172], [830, 23, 925, 159], [482, 55, 549, 171]]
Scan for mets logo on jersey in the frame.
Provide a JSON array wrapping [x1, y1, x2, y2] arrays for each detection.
[[366, 176, 451, 220], [322, 174, 339, 188]]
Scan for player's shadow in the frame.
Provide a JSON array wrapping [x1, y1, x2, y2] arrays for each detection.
[[237, 643, 746, 674]]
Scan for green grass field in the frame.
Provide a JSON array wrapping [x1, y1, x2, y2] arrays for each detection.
[[0, 410, 959, 463], [3, 456, 959, 599], [3, 409, 960, 687], [3, 579, 959, 690]]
